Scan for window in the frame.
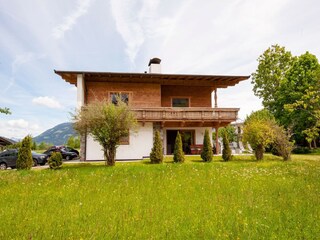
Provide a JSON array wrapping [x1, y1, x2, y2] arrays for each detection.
[[110, 92, 129, 105], [119, 135, 129, 145], [172, 98, 189, 107]]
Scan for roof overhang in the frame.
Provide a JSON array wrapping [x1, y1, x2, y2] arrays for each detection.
[[54, 70, 250, 89]]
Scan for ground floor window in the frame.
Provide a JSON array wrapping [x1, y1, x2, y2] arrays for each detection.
[[166, 130, 194, 154]]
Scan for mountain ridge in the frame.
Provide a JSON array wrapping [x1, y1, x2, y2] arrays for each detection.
[[33, 122, 77, 145]]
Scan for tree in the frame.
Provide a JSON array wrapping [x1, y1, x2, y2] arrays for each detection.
[[173, 132, 185, 163], [212, 125, 237, 143], [243, 110, 275, 160], [251, 44, 294, 113], [66, 136, 75, 148], [201, 129, 213, 162], [74, 137, 80, 149], [73, 99, 137, 166], [0, 107, 11, 115], [272, 125, 294, 161], [285, 84, 320, 148], [31, 141, 37, 150], [252, 45, 320, 146], [16, 135, 33, 170], [222, 130, 232, 161], [150, 130, 163, 164]]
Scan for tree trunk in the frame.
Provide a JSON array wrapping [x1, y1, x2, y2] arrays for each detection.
[[313, 139, 317, 148], [104, 145, 116, 166], [254, 144, 264, 160]]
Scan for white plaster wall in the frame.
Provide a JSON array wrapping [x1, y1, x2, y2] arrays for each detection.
[[163, 127, 212, 154], [86, 122, 154, 160]]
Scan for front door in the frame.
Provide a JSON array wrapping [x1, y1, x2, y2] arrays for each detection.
[[166, 130, 194, 154]]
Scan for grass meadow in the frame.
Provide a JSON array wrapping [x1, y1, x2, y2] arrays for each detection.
[[0, 154, 319, 239]]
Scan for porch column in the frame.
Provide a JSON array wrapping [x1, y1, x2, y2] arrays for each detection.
[[77, 74, 86, 162], [215, 127, 220, 154], [214, 89, 218, 108]]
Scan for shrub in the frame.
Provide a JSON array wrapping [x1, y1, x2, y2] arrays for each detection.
[[173, 132, 185, 163], [222, 130, 233, 161], [16, 135, 33, 170], [150, 130, 163, 164], [292, 147, 312, 154], [48, 152, 63, 170], [201, 129, 213, 162], [273, 125, 294, 161]]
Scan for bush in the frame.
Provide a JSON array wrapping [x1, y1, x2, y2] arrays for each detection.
[[201, 129, 213, 162], [16, 135, 33, 170], [222, 130, 233, 161], [292, 147, 312, 154], [173, 132, 185, 163], [150, 130, 163, 164], [48, 152, 63, 170], [273, 125, 293, 161]]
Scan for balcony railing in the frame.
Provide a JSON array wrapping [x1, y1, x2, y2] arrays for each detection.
[[132, 107, 239, 122]]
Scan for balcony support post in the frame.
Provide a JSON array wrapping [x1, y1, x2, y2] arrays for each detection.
[[214, 89, 218, 108], [215, 126, 220, 154]]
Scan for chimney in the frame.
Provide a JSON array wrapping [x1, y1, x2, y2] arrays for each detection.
[[148, 57, 161, 73]]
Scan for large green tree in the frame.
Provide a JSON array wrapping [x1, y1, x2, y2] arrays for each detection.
[[251, 44, 294, 113], [252, 45, 320, 145], [73, 99, 137, 166]]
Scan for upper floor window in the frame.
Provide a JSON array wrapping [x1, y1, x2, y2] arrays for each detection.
[[110, 92, 129, 105], [172, 98, 189, 107]]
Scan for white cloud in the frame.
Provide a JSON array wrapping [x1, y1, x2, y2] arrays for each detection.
[[32, 96, 62, 109], [0, 119, 41, 139], [52, 0, 93, 39]]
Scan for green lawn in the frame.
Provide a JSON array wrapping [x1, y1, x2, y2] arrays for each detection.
[[0, 154, 319, 239]]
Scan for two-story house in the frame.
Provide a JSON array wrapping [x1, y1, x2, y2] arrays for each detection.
[[55, 58, 249, 160]]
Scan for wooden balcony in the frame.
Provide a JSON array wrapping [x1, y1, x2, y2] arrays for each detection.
[[132, 107, 239, 124]]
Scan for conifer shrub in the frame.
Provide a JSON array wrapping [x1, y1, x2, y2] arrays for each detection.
[[173, 132, 185, 163], [201, 129, 213, 162], [16, 135, 33, 170], [150, 130, 163, 164], [222, 130, 233, 161], [48, 152, 63, 170]]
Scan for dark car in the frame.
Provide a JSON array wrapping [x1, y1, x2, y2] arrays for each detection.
[[61, 146, 79, 156], [0, 149, 48, 170], [43, 146, 78, 160]]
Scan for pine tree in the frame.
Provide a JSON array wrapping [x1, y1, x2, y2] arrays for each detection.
[[150, 130, 163, 164], [201, 129, 213, 162], [16, 135, 33, 170], [222, 130, 233, 161], [173, 132, 185, 163]]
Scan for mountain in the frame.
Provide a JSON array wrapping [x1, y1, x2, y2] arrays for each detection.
[[34, 122, 77, 145]]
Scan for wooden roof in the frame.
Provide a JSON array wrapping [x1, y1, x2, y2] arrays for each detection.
[[54, 70, 250, 88], [0, 136, 16, 147]]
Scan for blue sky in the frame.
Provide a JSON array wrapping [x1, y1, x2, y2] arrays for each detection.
[[1, 0, 319, 139]]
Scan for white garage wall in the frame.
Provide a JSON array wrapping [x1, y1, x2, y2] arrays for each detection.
[[86, 122, 154, 160]]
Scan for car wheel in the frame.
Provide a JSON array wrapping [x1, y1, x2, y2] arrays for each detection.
[[33, 159, 38, 167], [65, 156, 71, 161], [0, 162, 7, 170]]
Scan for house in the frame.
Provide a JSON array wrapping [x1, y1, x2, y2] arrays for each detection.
[[55, 58, 249, 160], [0, 136, 16, 151]]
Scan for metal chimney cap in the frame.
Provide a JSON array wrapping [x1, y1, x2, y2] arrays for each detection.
[[148, 57, 161, 66]]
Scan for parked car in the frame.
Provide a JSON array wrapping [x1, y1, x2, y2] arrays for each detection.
[[43, 146, 78, 160], [0, 149, 48, 170], [61, 146, 79, 156]]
